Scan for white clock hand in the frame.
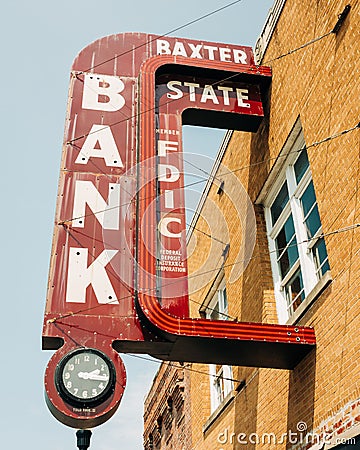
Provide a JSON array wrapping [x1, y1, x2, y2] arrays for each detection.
[[77, 371, 109, 381], [77, 369, 99, 379], [87, 373, 109, 381], [77, 372, 88, 379]]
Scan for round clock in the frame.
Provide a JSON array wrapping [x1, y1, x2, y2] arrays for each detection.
[[55, 348, 116, 407]]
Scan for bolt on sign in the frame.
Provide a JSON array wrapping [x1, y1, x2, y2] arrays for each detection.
[[42, 33, 316, 429]]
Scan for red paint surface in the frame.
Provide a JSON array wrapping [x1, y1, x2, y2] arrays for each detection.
[[136, 54, 315, 347], [43, 33, 272, 347], [43, 32, 315, 429]]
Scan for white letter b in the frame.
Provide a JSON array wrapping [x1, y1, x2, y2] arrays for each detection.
[[82, 73, 125, 111]]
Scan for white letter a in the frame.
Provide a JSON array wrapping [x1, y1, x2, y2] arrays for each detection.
[[75, 125, 124, 168]]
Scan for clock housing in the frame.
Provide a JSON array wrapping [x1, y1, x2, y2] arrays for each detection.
[[55, 348, 116, 407]]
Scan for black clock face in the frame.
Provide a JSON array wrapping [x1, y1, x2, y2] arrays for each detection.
[[55, 348, 116, 407]]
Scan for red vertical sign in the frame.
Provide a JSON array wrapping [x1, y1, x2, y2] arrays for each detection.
[[43, 33, 315, 430]]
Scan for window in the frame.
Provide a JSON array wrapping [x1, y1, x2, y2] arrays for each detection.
[[206, 280, 233, 412], [264, 131, 330, 323]]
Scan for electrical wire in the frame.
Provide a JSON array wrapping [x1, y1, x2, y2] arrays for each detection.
[[260, 4, 351, 65], [66, 0, 249, 145], [162, 222, 360, 293], [182, 155, 223, 185], [64, 72, 240, 223], [126, 353, 241, 383], [46, 5, 358, 429], [263, 31, 334, 65], [47, 225, 360, 380], [79, 0, 244, 74], [51, 317, 242, 383], [186, 220, 228, 246], [57, 248, 360, 393], [59, 223, 236, 320], [61, 224, 134, 297], [61, 83, 359, 247], [57, 173, 208, 224], [213, 122, 360, 181], [60, 121, 359, 269], [66, 70, 245, 145], [46, 2, 360, 334], [56, 120, 359, 266], [49, 233, 360, 403], [50, 317, 243, 384], [66, 29, 359, 179], [66, 20, 345, 147], [59, 123, 359, 225], [61, 18, 358, 208], [50, 242, 360, 401], [48, 221, 360, 324]]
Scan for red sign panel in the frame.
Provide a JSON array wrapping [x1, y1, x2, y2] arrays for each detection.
[[43, 33, 315, 428]]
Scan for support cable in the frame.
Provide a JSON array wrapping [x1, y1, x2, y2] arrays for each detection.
[[58, 122, 359, 225], [263, 4, 351, 65], [79, 0, 244, 74], [47, 222, 360, 323]]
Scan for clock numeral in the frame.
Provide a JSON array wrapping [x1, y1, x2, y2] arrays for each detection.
[[58, 350, 113, 405]]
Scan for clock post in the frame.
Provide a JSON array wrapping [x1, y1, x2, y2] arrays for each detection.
[[76, 430, 92, 450]]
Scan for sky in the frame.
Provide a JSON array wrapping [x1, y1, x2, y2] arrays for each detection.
[[1, 1, 274, 449]]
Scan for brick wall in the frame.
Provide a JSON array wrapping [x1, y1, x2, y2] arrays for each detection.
[[186, 0, 360, 449], [144, 1, 360, 449], [143, 363, 192, 450]]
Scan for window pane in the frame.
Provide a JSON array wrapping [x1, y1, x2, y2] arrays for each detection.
[[305, 206, 322, 238], [208, 284, 228, 320], [286, 269, 305, 314], [276, 215, 299, 278], [271, 183, 289, 225], [301, 182, 321, 238], [294, 150, 309, 184], [208, 285, 233, 412], [312, 238, 330, 277], [214, 375, 224, 405], [209, 303, 220, 321], [213, 366, 232, 403], [222, 287, 228, 317], [301, 181, 316, 217]]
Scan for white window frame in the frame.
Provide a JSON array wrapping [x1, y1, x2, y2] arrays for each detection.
[[206, 279, 233, 412], [264, 131, 330, 323]]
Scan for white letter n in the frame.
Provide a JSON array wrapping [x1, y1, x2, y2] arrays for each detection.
[[72, 180, 120, 229]]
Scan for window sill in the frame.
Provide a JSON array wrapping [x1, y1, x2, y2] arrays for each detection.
[[286, 271, 332, 325], [202, 391, 235, 434]]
